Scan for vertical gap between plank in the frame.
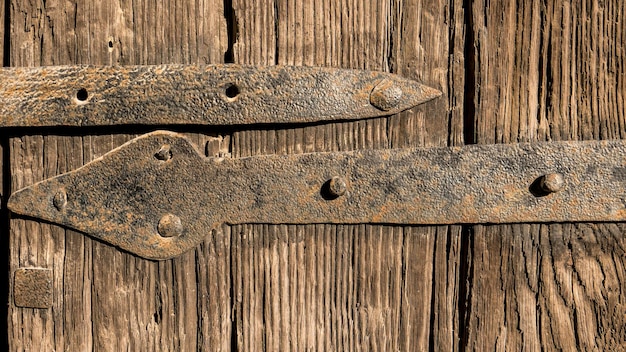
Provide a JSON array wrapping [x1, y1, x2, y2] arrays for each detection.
[[224, 1, 239, 350], [462, 0, 476, 145], [273, 1, 279, 65], [3, 0, 9, 67], [457, 225, 473, 352], [428, 228, 438, 352], [223, 0, 237, 63], [459, 0, 476, 351], [229, 228, 238, 352]]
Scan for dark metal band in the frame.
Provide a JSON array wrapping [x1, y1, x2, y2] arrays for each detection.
[[9, 131, 626, 259]]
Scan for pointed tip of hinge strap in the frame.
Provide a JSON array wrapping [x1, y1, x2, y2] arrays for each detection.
[[6, 178, 59, 225], [6, 186, 31, 217], [369, 75, 442, 112]]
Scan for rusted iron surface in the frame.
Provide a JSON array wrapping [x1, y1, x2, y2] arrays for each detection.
[[13, 268, 53, 309], [8, 131, 626, 260], [0, 65, 440, 127]]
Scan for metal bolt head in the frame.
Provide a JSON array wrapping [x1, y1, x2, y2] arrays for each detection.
[[328, 176, 347, 197], [155, 145, 172, 161], [370, 79, 403, 111], [53, 190, 67, 210], [540, 173, 565, 193], [157, 213, 183, 237]]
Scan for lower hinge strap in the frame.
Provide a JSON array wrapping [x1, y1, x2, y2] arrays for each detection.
[[8, 131, 626, 260]]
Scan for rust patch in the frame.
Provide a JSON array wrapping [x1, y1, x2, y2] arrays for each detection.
[[13, 268, 53, 309], [8, 131, 626, 260], [0, 65, 441, 127]]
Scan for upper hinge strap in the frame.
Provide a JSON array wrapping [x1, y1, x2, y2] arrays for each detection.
[[0, 65, 440, 128]]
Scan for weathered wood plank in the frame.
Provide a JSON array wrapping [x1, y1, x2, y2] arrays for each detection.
[[0, 136, 5, 351], [8, 0, 230, 351], [0, 1, 8, 349], [466, 224, 626, 351], [391, 0, 466, 149], [230, 0, 465, 350], [466, 1, 626, 350]]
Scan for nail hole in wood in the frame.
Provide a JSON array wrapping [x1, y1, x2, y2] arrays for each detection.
[[76, 88, 89, 101], [225, 84, 240, 99]]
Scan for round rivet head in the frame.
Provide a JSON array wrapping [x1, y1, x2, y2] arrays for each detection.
[[540, 173, 565, 193], [155, 145, 172, 161], [328, 176, 347, 197], [157, 213, 183, 238], [53, 190, 67, 210], [370, 79, 403, 111]]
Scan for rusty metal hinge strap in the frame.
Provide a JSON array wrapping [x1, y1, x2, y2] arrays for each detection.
[[0, 65, 440, 128], [8, 131, 626, 259]]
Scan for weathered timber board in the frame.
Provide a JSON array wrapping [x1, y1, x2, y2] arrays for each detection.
[[229, 0, 465, 350], [8, 0, 232, 351], [464, 1, 626, 350]]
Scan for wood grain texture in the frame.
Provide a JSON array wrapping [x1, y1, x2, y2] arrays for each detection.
[[8, 0, 230, 351], [466, 224, 626, 351], [230, 0, 465, 350], [7, 0, 625, 351], [230, 224, 462, 351], [465, 1, 626, 350], [0, 0, 7, 348]]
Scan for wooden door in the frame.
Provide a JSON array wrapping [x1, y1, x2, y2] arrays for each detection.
[[2, 0, 624, 351]]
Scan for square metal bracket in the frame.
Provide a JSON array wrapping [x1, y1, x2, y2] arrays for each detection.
[[13, 268, 53, 309]]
